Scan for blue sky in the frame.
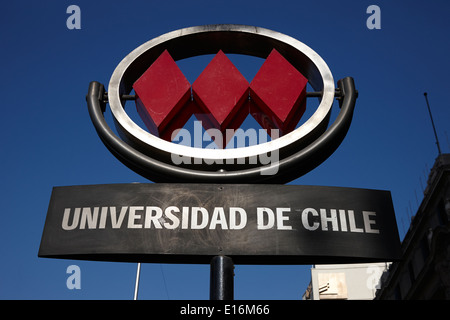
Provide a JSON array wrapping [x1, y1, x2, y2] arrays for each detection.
[[1, 0, 449, 300]]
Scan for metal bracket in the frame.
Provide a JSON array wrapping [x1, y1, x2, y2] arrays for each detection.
[[103, 90, 345, 102]]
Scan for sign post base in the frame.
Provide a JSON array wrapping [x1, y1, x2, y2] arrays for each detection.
[[210, 255, 234, 300]]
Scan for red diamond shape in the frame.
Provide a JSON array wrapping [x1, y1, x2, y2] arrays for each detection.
[[133, 50, 192, 141], [249, 49, 308, 136], [133, 48, 308, 147], [192, 50, 250, 141]]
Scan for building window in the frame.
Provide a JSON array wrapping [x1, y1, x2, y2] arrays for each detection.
[[317, 273, 348, 300]]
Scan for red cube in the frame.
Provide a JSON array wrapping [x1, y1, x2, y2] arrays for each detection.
[[133, 50, 192, 141], [250, 49, 308, 136]]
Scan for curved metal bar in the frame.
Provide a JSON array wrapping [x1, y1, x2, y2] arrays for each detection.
[[86, 77, 357, 183]]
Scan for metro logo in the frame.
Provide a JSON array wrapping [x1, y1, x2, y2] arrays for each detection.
[[88, 25, 357, 183], [133, 48, 308, 147]]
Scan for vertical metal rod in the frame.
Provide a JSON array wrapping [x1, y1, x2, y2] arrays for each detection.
[[424, 92, 442, 155], [133, 262, 141, 300], [210, 256, 234, 300]]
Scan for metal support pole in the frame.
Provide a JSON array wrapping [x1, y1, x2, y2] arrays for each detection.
[[133, 263, 141, 300], [424, 92, 442, 155], [210, 256, 234, 300]]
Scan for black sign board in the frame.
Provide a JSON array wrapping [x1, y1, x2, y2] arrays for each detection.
[[39, 183, 401, 264]]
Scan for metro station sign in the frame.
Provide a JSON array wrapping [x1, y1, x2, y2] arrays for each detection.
[[86, 24, 358, 183], [39, 25, 401, 268], [133, 48, 308, 143]]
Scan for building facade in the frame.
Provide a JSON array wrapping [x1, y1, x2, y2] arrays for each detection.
[[375, 153, 450, 300], [303, 154, 450, 300], [302, 263, 391, 300]]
